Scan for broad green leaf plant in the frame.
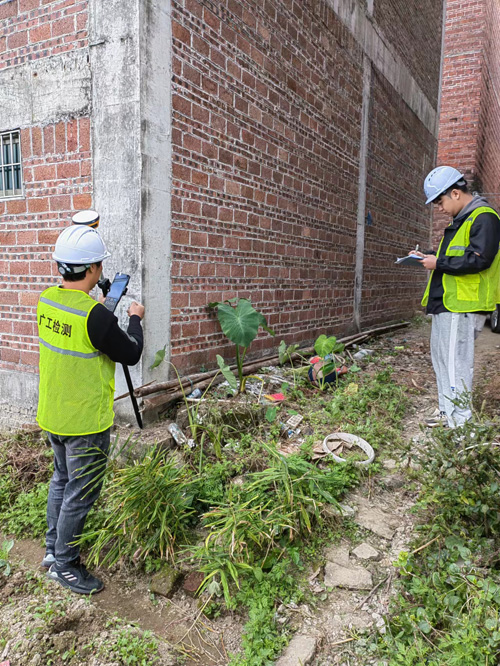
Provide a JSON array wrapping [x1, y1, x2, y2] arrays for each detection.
[[312, 334, 345, 391], [208, 298, 275, 394]]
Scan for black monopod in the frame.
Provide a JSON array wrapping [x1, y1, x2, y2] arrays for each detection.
[[72, 210, 143, 429], [97, 275, 143, 430]]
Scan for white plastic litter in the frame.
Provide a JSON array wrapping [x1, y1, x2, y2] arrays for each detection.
[[322, 433, 375, 466]]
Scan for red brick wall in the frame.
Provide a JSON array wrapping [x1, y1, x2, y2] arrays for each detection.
[[170, 0, 440, 370], [0, 0, 90, 377], [0, 0, 88, 70], [362, 71, 435, 325], [433, 0, 500, 243], [170, 0, 365, 370], [476, 0, 500, 209]]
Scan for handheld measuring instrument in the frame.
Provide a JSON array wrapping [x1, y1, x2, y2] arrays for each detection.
[[102, 273, 130, 312], [98, 273, 143, 429]]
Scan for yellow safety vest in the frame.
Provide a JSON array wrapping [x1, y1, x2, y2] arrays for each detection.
[[36, 285, 115, 436], [422, 206, 500, 312]]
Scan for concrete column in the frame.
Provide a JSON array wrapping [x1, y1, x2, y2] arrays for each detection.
[[88, 0, 142, 405], [89, 0, 172, 419], [353, 54, 372, 332], [139, 0, 173, 385]]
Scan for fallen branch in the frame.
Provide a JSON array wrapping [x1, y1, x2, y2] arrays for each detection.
[[355, 575, 389, 610], [410, 535, 440, 555]]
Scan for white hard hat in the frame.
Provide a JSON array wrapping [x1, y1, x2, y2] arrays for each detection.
[[53, 225, 111, 265], [424, 166, 465, 204], [72, 209, 100, 228]]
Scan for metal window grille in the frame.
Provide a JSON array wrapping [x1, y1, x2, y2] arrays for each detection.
[[0, 130, 23, 199]]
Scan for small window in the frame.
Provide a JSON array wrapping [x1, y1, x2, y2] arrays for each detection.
[[0, 130, 23, 199]]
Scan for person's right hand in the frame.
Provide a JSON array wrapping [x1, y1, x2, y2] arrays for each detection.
[[128, 301, 145, 319], [409, 250, 425, 258]]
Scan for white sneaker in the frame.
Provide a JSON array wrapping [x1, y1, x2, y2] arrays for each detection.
[[425, 411, 448, 428]]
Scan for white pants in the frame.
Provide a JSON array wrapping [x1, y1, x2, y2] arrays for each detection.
[[430, 312, 486, 428]]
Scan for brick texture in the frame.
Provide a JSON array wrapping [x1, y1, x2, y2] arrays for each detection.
[[0, 0, 88, 71], [0, 117, 92, 373], [1, 0, 443, 378], [0, 1, 90, 375], [169, 0, 440, 370], [434, 0, 500, 242]]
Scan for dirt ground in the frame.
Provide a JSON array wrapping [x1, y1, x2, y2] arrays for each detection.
[[1, 318, 499, 666]]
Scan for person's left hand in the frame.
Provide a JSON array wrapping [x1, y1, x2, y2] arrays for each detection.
[[421, 254, 437, 270]]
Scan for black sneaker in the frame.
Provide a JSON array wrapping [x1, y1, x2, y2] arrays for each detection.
[[41, 552, 56, 568], [47, 558, 104, 595]]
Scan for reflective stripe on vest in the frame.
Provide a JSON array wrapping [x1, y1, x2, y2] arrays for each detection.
[[36, 285, 116, 436], [422, 206, 500, 312]]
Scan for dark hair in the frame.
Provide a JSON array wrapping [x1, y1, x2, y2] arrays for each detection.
[[59, 261, 102, 282], [446, 179, 468, 196]]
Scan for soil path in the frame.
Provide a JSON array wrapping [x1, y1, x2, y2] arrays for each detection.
[[6, 321, 500, 666]]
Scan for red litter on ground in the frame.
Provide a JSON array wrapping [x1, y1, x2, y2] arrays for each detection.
[[263, 393, 286, 402], [0, 660, 11, 665]]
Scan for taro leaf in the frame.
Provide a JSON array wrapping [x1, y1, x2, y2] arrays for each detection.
[[314, 334, 337, 358], [216, 299, 273, 348], [256, 311, 275, 337], [216, 355, 238, 392], [149, 345, 166, 370], [314, 334, 344, 357]]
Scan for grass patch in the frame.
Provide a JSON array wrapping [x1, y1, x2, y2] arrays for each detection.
[[363, 416, 500, 665]]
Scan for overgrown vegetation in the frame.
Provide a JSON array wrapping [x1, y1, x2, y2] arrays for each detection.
[[366, 415, 500, 665], [0, 336, 412, 665]]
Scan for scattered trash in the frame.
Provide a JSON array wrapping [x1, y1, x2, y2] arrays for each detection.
[[187, 388, 202, 399], [309, 353, 333, 364], [168, 423, 188, 446], [187, 439, 196, 449], [263, 393, 286, 403], [285, 414, 303, 429], [0, 661, 10, 666], [353, 348, 374, 361], [322, 433, 375, 466], [308, 362, 349, 386], [279, 423, 296, 439]]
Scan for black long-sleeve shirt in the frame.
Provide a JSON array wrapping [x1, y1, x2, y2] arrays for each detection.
[[426, 196, 500, 315], [87, 303, 143, 365]]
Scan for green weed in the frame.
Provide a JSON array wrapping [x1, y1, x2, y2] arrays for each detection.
[[370, 417, 500, 665], [79, 445, 197, 567]]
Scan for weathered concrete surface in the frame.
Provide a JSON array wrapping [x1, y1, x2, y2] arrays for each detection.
[[149, 565, 180, 597], [353, 543, 380, 561], [324, 544, 350, 567], [324, 562, 373, 590], [275, 634, 317, 666], [0, 369, 38, 430], [355, 503, 402, 540], [0, 50, 90, 128]]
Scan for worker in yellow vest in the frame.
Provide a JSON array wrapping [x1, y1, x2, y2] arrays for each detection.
[[37, 224, 145, 594], [413, 166, 500, 428]]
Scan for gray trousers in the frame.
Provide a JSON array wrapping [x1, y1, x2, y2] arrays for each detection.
[[46, 428, 110, 565], [430, 312, 486, 428]]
